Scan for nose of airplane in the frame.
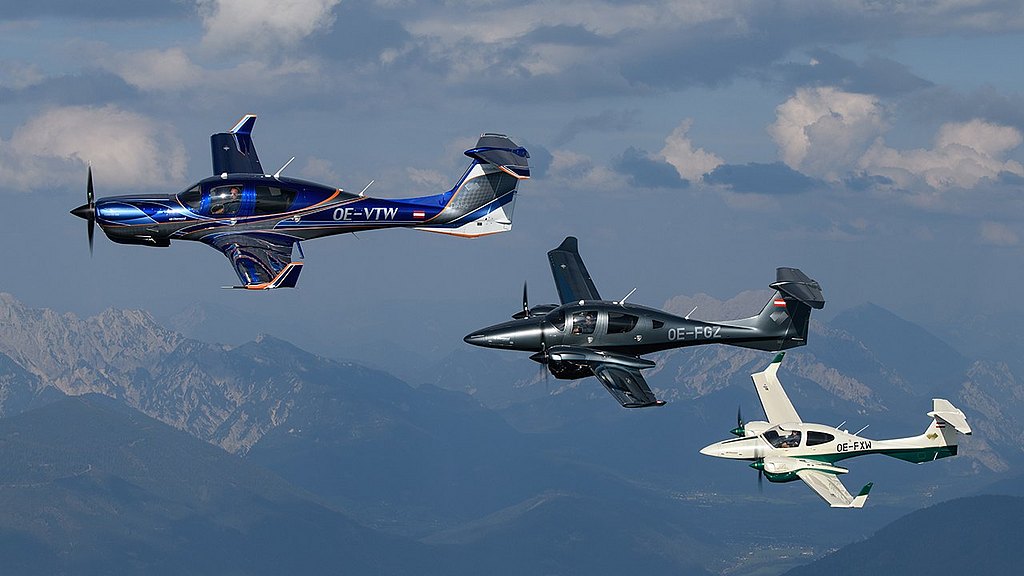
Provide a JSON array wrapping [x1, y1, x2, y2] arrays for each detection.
[[70, 204, 93, 220], [463, 320, 543, 350], [699, 443, 719, 457]]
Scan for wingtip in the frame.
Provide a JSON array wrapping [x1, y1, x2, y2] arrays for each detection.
[[772, 352, 785, 364]]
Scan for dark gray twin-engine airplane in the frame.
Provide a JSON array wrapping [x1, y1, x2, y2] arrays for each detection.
[[464, 237, 825, 408]]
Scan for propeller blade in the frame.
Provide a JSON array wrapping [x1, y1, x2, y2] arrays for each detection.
[[758, 469, 764, 494], [730, 405, 746, 437], [69, 166, 98, 255], [522, 282, 529, 316], [87, 166, 95, 255]]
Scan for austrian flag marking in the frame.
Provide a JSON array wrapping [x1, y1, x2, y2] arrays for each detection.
[[412, 211, 426, 219], [773, 298, 787, 307]]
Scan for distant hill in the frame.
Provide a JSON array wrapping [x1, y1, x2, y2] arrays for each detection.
[[782, 495, 1024, 576], [0, 394, 428, 575]]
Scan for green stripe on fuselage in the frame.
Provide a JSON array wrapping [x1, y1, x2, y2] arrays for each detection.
[[800, 445, 957, 465]]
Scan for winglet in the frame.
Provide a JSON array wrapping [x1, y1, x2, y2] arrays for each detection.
[[230, 114, 257, 136], [850, 482, 873, 508]]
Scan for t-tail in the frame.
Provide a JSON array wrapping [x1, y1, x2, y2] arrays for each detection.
[[413, 133, 530, 237], [733, 267, 826, 351], [884, 399, 971, 463]]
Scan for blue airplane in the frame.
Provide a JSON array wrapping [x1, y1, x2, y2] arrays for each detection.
[[70, 115, 530, 289]]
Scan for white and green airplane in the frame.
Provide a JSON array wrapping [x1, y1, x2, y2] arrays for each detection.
[[700, 352, 972, 508]]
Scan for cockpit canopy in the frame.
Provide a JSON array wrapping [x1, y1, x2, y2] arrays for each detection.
[[176, 181, 300, 217], [762, 425, 835, 448]]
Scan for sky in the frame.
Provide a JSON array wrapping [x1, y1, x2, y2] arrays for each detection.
[[1, 0, 1023, 360]]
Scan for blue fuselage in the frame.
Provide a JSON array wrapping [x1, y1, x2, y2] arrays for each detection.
[[94, 174, 453, 247]]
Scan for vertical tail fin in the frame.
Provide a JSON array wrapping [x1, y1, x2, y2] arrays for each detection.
[[415, 134, 529, 238], [733, 268, 825, 351]]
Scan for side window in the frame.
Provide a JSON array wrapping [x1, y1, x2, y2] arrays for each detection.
[[652, 319, 665, 329], [210, 185, 242, 216], [177, 185, 202, 210], [806, 431, 835, 446], [766, 429, 802, 448], [254, 186, 297, 215], [547, 310, 566, 331], [607, 312, 639, 334], [570, 310, 598, 335]]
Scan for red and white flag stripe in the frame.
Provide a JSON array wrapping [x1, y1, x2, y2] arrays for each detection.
[[412, 211, 426, 219], [773, 298, 787, 307]]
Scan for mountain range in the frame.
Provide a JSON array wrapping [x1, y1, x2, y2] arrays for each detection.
[[0, 290, 1021, 574]]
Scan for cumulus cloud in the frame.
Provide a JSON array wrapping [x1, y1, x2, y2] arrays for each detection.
[[768, 87, 1024, 192], [859, 119, 1024, 189], [0, 105, 187, 190], [768, 86, 887, 181], [659, 119, 723, 181], [197, 0, 342, 53]]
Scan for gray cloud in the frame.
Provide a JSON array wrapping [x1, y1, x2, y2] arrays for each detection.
[[0, 71, 140, 107], [0, 0, 192, 20], [552, 109, 638, 147], [771, 49, 933, 96], [611, 147, 689, 189], [704, 162, 819, 195]]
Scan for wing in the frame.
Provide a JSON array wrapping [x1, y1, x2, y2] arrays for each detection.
[[751, 352, 802, 425], [211, 114, 264, 175], [547, 236, 601, 304], [203, 232, 303, 290], [796, 469, 872, 508], [591, 364, 664, 408]]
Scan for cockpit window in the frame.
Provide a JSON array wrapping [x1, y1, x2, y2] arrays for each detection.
[[607, 312, 639, 334], [571, 310, 598, 335], [764, 429, 802, 448], [210, 185, 242, 216], [806, 431, 834, 446], [254, 186, 297, 215], [547, 309, 566, 331], [178, 185, 202, 210]]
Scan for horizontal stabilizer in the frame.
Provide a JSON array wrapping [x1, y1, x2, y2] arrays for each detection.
[[770, 267, 825, 309], [929, 398, 972, 435], [211, 114, 264, 175], [465, 133, 530, 179]]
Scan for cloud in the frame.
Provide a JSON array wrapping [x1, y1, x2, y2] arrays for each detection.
[[980, 221, 1019, 246], [112, 48, 205, 92], [0, 105, 187, 190], [859, 119, 1024, 189], [768, 86, 887, 181], [611, 147, 689, 189], [0, 0, 191, 20], [197, 0, 342, 53], [546, 149, 627, 191], [552, 109, 638, 147], [771, 49, 932, 96], [659, 119, 723, 181], [703, 162, 818, 195]]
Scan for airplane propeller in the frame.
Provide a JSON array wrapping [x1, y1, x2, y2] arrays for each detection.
[[731, 406, 746, 437], [513, 282, 530, 319], [70, 166, 96, 255]]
